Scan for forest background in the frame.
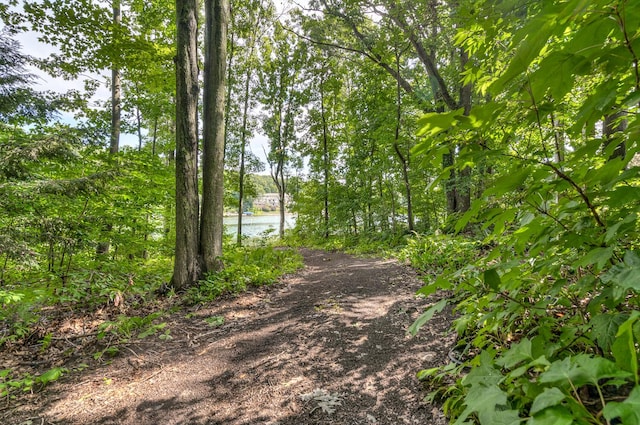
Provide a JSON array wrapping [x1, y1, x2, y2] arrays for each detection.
[[1, 0, 639, 424]]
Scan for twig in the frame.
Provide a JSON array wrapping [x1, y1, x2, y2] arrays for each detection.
[[50, 331, 98, 341]]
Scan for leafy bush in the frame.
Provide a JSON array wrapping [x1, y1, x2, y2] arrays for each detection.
[[397, 234, 480, 277], [186, 245, 303, 303], [410, 1, 640, 423]]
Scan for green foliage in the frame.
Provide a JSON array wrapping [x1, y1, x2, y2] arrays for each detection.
[[0, 366, 67, 398], [97, 312, 165, 342], [411, 0, 640, 423], [398, 234, 480, 277], [204, 315, 225, 327], [186, 245, 303, 304]]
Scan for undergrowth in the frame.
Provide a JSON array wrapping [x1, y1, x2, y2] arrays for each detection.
[[186, 244, 303, 304], [0, 242, 302, 399]]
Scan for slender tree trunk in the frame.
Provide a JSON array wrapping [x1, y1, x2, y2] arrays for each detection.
[[135, 106, 142, 150], [320, 80, 330, 239], [110, 0, 121, 155], [387, 180, 397, 233], [392, 50, 414, 232], [455, 49, 473, 214], [152, 116, 158, 155], [200, 0, 229, 273], [237, 66, 253, 246], [98, 0, 122, 256], [171, 0, 201, 290]]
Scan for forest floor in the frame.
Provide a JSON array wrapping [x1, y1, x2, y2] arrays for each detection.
[[1, 248, 454, 425]]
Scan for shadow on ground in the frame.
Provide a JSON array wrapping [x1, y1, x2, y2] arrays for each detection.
[[2, 249, 453, 425]]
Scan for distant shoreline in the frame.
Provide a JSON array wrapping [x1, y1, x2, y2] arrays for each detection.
[[223, 212, 295, 217]]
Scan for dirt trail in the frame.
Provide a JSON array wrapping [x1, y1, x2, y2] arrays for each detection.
[[2, 249, 453, 425]]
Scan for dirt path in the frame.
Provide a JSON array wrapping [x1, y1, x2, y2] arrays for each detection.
[[2, 249, 454, 425]]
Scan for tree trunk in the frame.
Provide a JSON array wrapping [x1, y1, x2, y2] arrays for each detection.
[[237, 66, 252, 246], [171, 0, 201, 290], [320, 80, 330, 239], [200, 0, 229, 273], [110, 0, 121, 155], [392, 50, 414, 231]]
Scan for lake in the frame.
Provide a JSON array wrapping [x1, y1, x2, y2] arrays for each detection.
[[223, 214, 296, 238]]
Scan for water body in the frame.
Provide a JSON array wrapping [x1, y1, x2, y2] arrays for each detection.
[[223, 214, 296, 238]]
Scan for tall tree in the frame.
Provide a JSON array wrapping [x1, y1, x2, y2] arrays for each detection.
[[259, 23, 306, 239], [171, 0, 201, 289], [200, 0, 229, 273], [231, 0, 272, 245], [110, 0, 122, 154], [301, 0, 473, 215]]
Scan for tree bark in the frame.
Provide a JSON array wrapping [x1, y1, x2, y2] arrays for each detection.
[[320, 79, 330, 239], [200, 0, 229, 273], [110, 0, 121, 154], [393, 48, 414, 232], [200, 0, 230, 273], [237, 67, 251, 246], [171, 0, 201, 290]]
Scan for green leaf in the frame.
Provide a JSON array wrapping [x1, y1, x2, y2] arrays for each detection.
[[484, 167, 530, 197], [590, 313, 629, 352], [204, 316, 225, 327], [540, 354, 631, 388], [462, 351, 504, 387], [408, 299, 447, 336], [604, 214, 637, 243], [416, 108, 465, 137], [573, 247, 613, 271], [530, 388, 567, 416], [497, 338, 533, 369], [478, 408, 521, 425], [603, 386, 640, 425], [36, 367, 67, 386], [604, 187, 640, 208], [612, 311, 640, 384], [417, 367, 440, 381], [484, 268, 501, 291], [528, 405, 573, 425], [454, 384, 509, 425]]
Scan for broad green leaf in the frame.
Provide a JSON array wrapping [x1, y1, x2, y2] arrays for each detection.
[[573, 247, 613, 271], [585, 157, 626, 187], [454, 383, 509, 425], [603, 187, 640, 208], [484, 268, 501, 291], [612, 311, 640, 384], [484, 167, 531, 197], [590, 313, 629, 352], [530, 388, 566, 416], [462, 351, 504, 387], [606, 251, 640, 292], [408, 299, 448, 336], [605, 214, 637, 243], [36, 367, 66, 385], [540, 354, 631, 388], [497, 338, 532, 369], [417, 275, 452, 297], [416, 108, 465, 137], [528, 405, 573, 425], [625, 251, 640, 267], [529, 52, 590, 101], [572, 79, 618, 131], [478, 408, 521, 425], [603, 386, 640, 425]]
